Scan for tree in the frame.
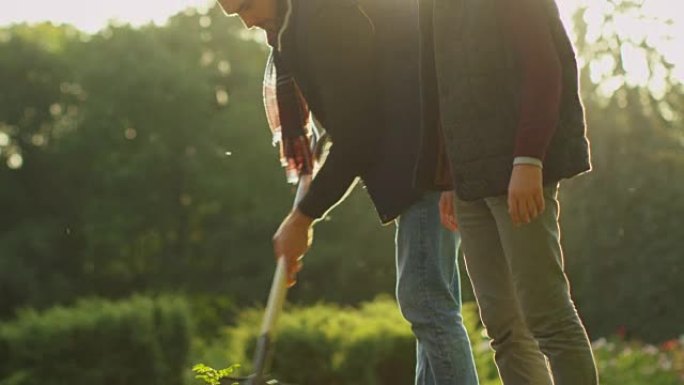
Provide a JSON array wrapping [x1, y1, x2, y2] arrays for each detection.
[[560, 0, 684, 342]]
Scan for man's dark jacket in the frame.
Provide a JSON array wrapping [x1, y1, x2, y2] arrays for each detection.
[[280, 0, 424, 223]]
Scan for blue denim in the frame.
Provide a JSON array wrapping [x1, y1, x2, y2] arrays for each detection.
[[395, 192, 479, 385]]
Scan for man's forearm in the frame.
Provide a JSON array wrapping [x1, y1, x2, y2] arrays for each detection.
[[296, 145, 360, 221], [499, 0, 563, 163]]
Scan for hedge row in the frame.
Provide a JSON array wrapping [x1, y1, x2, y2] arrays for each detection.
[[4, 294, 679, 385], [195, 297, 684, 385], [0, 296, 191, 385], [195, 297, 498, 385]]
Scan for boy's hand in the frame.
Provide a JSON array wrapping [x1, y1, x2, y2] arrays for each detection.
[[273, 209, 314, 287], [508, 164, 545, 226], [439, 191, 458, 232]]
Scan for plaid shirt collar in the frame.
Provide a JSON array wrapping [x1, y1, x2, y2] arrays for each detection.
[[263, 0, 314, 184]]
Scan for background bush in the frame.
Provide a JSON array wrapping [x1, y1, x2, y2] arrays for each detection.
[[593, 337, 684, 385], [194, 297, 498, 385], [0, 296, 191, 385], [1, 293, 681, 385], [193, 297, 684, 385]]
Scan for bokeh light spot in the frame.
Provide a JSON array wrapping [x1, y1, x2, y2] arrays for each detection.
[[216, 87, 229, 106], [125, 127, 137, 140], [8, 153, 23, 169], [199, 15, 211, 28], [31, 134, 46, 146], [218, 60, 231, 75], [0, 131, 9, 146]]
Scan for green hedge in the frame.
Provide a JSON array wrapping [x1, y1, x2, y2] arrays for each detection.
[[593, 337, 684, 385], [194, 296, 497, 385], [194, 297, 684, 385], [0, 296, 191, 385]]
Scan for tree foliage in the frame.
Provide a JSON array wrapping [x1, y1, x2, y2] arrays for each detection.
[[0, 2, 682, 343], [561, 0, 684, 342]]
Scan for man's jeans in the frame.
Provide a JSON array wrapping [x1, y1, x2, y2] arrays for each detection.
[[396, 192, 479, 385], [455, 185, 599, 385]]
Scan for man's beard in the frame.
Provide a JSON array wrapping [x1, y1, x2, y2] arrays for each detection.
[[259, 19, 278, 33]]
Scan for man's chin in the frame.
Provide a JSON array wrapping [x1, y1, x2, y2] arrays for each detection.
[[259, 21, 278, 33]]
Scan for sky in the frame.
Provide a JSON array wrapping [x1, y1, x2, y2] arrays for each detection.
[[0, 0, 683, 84], [0, 0, 215, 33], [0, 0, 633, 33]]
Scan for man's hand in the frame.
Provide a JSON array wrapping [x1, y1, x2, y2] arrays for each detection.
[[439, 191, 458, 232], [273, 209, 314, 287], [508, 164, 545, 226]]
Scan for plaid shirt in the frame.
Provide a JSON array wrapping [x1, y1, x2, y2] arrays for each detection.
[[263, 0, 314, 184]]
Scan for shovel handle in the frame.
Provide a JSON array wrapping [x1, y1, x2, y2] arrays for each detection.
[[293, 174, 313, 209], [249, 257, 288, 383], [259, 257, 288, 335], [251, 175, 312, 383], [258, 174, 311, 335]]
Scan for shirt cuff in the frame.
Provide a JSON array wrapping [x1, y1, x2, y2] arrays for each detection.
[[513, 156, 543, 168]]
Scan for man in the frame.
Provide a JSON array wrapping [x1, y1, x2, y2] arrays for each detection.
[[217, 0, 479, 383], [418, 0, 600, 384]]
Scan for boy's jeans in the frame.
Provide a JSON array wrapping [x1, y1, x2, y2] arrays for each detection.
[[396, 192, 479, 385]]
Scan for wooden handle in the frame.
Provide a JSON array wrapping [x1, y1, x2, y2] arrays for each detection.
[[251, 175, 313, 384], [293, 174, 312, 208], [259, 174, 312, 336], [259, 257, 288, 335]]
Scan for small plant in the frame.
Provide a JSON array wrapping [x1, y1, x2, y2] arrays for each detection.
[[192, 363, 240, 385]]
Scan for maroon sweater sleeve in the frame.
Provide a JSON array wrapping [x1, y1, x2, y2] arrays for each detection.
[[498, 0, 563, 161]]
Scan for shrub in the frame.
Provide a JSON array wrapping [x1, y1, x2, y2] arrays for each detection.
[[0, 296, 191, 385], [194, 296, 497, 385], [195, 297, 684, 385], [593, 336, 684, 385]]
